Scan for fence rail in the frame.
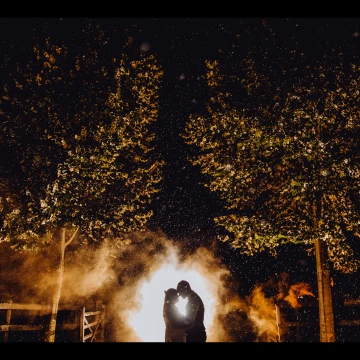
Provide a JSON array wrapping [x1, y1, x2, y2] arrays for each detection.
[[2, 299, 360, 342], [0, 302, 105, 342], [275, 299, 360, 342], [284, 319, 360, 327], [81, 309, 105, 342]]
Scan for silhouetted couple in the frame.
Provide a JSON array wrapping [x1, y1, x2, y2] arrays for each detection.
[[163, 280, 207, 342]]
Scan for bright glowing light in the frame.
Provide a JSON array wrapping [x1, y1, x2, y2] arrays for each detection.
[[128, 250, 216, 342]]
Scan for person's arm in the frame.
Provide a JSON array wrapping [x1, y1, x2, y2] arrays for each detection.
[[183, 296, 200, 326], [166, 306, 193, 330], [174, 315, 194, 330]]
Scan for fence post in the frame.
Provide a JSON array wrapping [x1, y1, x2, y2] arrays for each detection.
[[275, 304, 281, 342], [4, 300, 12, 342], [73, 307, 80, 342], [95, 300, 105, 342], [100, 304, 105, 342], [79, 307, 85, 342], [295, 308, 302, 342]]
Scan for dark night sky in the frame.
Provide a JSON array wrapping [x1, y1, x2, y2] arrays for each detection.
[[1, 17, 360, 298]]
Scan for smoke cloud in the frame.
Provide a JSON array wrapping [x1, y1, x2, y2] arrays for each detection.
[[0, 229, 315, 342]]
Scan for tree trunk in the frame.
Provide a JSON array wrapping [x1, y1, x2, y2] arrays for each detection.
[[44, 228, 66, 342], [315, 238, 335, 342], [313, 105, 335, 342]]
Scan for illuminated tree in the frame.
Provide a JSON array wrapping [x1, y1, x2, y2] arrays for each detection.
[[183, 54, 360, 341], [0, 30, 164, 341]]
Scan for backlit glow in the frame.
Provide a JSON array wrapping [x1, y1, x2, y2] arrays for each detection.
[[128, 255, 216, 342]]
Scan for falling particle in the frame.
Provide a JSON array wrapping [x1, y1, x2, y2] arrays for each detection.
[[191, 99, 197, 104], [140, 42, 151, 52], [196, 76, 201, 80], [179, 74, 185, 81], [353, 31, 359, 37]]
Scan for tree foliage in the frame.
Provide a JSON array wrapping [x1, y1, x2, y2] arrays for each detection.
[[183, 44, 360, 273], [0, 27, 164, 250]]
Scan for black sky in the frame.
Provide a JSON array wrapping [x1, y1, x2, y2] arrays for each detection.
[[1, 17, 360, 298]]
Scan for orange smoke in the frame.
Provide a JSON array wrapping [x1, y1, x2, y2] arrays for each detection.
[[244, 273, 316, 341], [284, 282, 315, 309], [248, 285, 283, 342], [109, 243, 238, 342], [0, 231, 316, 342]]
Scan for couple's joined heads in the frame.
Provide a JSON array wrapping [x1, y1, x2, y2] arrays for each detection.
[[164, 280, 192, 303]]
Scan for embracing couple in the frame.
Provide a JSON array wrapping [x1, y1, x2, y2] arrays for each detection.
[[163, 280, 207, 343]]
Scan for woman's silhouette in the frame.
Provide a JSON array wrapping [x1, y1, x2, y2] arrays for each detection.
[[163, 288, 189, 342]]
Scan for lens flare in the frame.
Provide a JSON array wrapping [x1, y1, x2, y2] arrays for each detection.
[[128, 260, 216, 342]]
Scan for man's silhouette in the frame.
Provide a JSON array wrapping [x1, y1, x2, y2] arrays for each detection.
[[177, 280, 207, 342]]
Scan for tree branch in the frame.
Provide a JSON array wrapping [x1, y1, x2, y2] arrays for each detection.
[[65, 226, 79, 248]]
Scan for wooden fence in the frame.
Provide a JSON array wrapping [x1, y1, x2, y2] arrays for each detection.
[[2, 299, 359, 342], [0, 301, 105, 342], [275, 298, 360, 342], [80, 305, 106, 342]]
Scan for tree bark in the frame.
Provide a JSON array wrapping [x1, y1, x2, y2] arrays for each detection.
[[313, 105, 335, 342], [315, 238, 335, 342], [44, 228, 66, 342]]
